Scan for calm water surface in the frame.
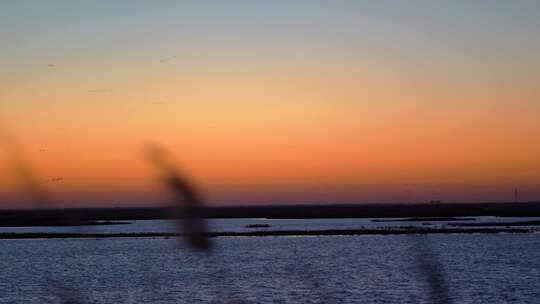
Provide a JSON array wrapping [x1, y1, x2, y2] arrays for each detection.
[[0, 220, 540, 303]]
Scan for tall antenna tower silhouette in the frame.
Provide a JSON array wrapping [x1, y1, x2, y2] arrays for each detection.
[[514, 187, 519, 203]]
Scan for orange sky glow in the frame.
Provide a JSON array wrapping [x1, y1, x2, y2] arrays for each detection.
[[2, 2, 539, 207]]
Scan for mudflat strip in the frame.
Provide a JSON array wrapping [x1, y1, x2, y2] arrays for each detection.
[[0, 227, 538, 239]]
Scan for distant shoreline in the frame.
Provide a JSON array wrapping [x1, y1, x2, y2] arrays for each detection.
[[1, 202, 540, 228]]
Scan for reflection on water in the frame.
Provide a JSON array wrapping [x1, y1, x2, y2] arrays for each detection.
[[0, 233, 539, 303]]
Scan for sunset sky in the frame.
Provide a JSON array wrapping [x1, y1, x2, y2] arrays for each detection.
[[1, 1, 539, 208]]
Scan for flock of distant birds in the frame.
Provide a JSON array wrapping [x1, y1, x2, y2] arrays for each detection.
[[46, 54, 177, 95], [36, 55, 179, 186]]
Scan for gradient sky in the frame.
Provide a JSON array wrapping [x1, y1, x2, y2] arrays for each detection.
[[1, 1, 540, 208]]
